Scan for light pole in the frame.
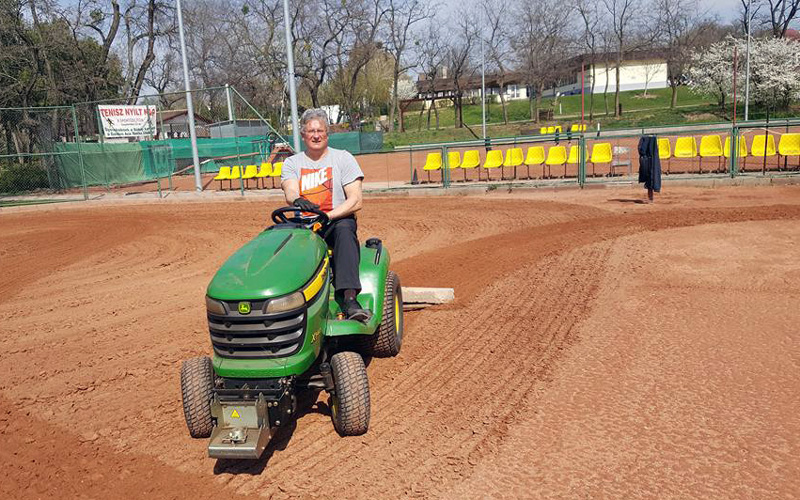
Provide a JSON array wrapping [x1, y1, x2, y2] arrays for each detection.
[[176, 0, 202, 191], [282, 0, 301, 151], [744, 0, 756, 121]]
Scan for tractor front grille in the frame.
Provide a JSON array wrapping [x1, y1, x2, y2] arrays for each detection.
[[208, 300, 306, 359]]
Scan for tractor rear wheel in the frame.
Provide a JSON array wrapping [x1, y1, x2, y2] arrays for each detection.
[[362, 271, 403, 358], [329, 351, 370, 436], [180, 356, 215, 438]]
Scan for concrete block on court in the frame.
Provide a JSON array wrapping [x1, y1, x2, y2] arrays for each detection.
[[402, 287, 454, 307]]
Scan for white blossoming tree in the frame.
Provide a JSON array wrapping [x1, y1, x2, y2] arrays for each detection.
[[689, 36, 800, 111]]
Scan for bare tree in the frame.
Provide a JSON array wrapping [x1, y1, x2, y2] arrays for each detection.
[[414, 27, 446, 130], [761, 0, 800, 38], [602, 0, 643, 117], [657, 0, 710, 108], [577, 0, 604, 119], [482, 0, 513, 124], [122, 1, 174, 103], [514, 0, 572, 123], [385, 0, 433, 131], [445, 16, 478, 130], [293, 0, 350, 108]]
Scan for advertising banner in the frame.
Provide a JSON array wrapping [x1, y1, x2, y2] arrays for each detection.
[[98, 105, 157, 138]]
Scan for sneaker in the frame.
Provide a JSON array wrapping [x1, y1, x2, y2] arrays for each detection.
[[342, 298, 371, 323]]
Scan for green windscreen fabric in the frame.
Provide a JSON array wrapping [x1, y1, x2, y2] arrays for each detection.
[[142, 137, 271, 174], [54, 142, 145, 187]]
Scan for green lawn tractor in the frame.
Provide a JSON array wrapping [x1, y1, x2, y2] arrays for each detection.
[[180, 206, 403, 459]]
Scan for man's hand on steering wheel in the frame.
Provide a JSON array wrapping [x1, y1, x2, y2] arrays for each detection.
[[292, 197, 319, 212]]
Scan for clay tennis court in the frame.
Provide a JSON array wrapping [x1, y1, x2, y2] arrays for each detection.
[[1, 184, 799, 498]]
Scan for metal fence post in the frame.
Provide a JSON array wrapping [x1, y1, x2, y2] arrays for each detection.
[[578, 134, 586, 187], [232, 94, 245, 197], [730, 126, 739, 177], [442, 145, 449, 188], [70, 105, 89, 201]]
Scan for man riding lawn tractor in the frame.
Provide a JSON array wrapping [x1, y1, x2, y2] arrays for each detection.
[[179, 109, 402, 460]]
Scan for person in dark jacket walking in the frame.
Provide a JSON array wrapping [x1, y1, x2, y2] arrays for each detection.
[[638, 135, 662, 203]]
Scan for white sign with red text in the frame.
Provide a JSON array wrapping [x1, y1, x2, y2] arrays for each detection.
[[98, 105, 157, 138]]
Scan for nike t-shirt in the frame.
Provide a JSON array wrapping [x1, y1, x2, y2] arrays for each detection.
[[281, 147, 364, 212]]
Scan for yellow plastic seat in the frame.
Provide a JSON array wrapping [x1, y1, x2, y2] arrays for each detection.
[[447, 151, 461, 169], [674, 137, 697, 158], [699, 135, 723, 157], [751, 134, 776, 157], [524, 146, 546, 178], [778, 133, 800, 156], [255, 163, 273, 189], [699, 135, 725, 173], [482, 150, 504, 180], [539, 127, 548, 134], [546, 146, 567, 177], [567, 145, 580, 164], [778, 133, 800, 170], [213, 166, 232, 190], [421, 152, 442, 182], [546, 126, 556, 134], [723, 137, 747, 158], [589, 143, 612, 177], [657, 138, 672, 173], [570, 124, 587, 133], [229, 165, 242, 184], [460, 150, 481, 181], [241, 164, 258, 188], [269, 162, 283, 185], [502, 147, 524, 179], [657, 138, 671, 159]]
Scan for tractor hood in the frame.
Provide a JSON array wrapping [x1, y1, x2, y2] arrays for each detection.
[[207, 228, 327, 301]]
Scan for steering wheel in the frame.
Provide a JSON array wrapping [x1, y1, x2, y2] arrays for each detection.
[[271, 206, 330, 231]]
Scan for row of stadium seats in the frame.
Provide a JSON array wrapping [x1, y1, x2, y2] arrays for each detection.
[[421, 132, 800, 182], [538, 124, 587, 134], [213, 163, 283, 190], [658, 133, 800, 173], [421, 143, 614, 181]]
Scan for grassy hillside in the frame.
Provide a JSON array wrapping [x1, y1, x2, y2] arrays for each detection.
[[386, 87, 716, 147]]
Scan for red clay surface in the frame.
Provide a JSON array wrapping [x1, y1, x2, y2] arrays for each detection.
[[1, 185, 799, 498]]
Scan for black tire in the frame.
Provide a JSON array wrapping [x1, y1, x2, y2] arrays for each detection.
[[362, 271, 403, 358], [180, 356, 215, 438], [329, 351, 370, 436]]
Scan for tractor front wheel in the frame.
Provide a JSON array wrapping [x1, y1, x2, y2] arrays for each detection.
[[180, 356, 215, 438], [329, 351, 370, 436]]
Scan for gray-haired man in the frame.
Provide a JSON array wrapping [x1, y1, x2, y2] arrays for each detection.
[[280, 109, 370, 322]]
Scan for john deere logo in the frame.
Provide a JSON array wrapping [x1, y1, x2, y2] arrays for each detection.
[[238, 302, 251, 314]]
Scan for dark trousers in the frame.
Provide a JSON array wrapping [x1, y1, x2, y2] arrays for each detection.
[[324, 216, 361, 292]]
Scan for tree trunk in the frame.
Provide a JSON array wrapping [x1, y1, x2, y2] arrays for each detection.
[[536, 82, 544, 123], [670, 84, 678, 108], [529, 90, 535, 122], [127, 0, 159, 103], [499, 84, 508, 124], [614, 53, 622, 117], [589, 62, 596, 120], [389, 62, 399, 132], [433, 100, 439, 128], [603, 60, 610, 116]]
